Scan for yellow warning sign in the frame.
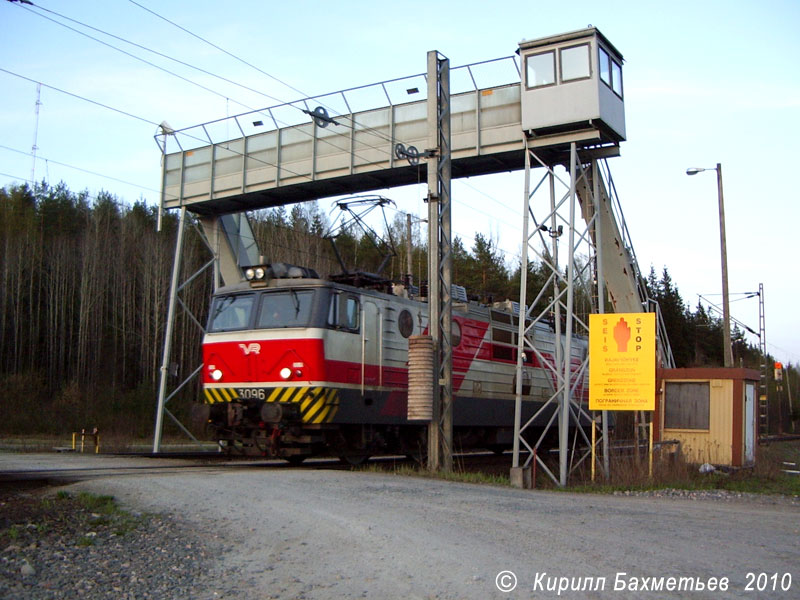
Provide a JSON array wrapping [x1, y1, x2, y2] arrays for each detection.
[[589, 313, 655, 411]]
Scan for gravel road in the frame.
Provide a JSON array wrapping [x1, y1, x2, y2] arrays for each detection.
[[3, 454, 799, 599]]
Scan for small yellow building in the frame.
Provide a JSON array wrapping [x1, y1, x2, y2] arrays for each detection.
[[655, 368, 759, 467]]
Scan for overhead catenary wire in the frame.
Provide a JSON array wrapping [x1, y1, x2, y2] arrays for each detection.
[[380, 198, 522, 266], [1, 65, 522, 236], [13, 1, 404, 167], [126, 0, 308, 101], [8, 3, 527, 267], [0, 143, 165, 197], [0, 67, 317, 190], [22, 2, 287, 106], [123, 0, 425, 152], [0, 67, 157, 127], [11, 1, 524, 207], [16, 3, 258, 115], [0, 170, 151, 211]]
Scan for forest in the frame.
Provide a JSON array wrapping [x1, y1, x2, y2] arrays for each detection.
[[0, 182, 796, 437]]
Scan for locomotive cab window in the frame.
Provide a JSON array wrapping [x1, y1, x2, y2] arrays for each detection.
[[256, 290, 314, 329], [208, 294, 255, 332], [328, 293, 359, 332]]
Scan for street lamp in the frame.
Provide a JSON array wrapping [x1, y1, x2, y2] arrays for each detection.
[[686, 163, 733, 367]]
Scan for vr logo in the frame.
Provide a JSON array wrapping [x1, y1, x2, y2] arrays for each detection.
[[239, 343, 261, 355]]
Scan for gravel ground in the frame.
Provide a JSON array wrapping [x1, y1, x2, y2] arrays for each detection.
[[72, 469, 800, 600], [0, 485, 235, 599], [612, 487, 800, 504], [2, 454, 799, 599]]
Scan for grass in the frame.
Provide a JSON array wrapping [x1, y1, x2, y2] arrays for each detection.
[[71, 492, 143, 536], [54, 491, 142, 539], [359, 440, 800, 497], [545, 439, 800, 495], [1, 490, 145, 555], [76, 492, 118, 514], [0, 434, 218, 454], [360, 461, 512, 487]]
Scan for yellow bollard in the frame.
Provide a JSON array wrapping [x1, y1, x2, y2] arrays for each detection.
[[72, 428, 99, 453], [591, 415, 597, 482], [648, 419, 654, 479]]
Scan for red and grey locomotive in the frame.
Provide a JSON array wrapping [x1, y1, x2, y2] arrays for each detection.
[[195, 262, 588, 462]]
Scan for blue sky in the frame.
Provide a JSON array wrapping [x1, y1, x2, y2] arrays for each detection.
[[2, 0, 799, 364]]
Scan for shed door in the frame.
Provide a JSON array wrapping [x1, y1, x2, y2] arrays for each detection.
[[744, 382, 755, 464]]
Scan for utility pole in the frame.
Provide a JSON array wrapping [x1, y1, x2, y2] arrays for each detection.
[[686, 163, 733, 367], [758, 283, 769, 437], [716, 163, 733, 368]]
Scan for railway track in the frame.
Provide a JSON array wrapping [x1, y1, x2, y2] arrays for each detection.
[[0, 451, 516, 490]]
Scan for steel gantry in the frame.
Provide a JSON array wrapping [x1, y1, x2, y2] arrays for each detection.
[[512, 142, 604, 488], [511, 140, 674, 487], [152, 29, 672, 483]]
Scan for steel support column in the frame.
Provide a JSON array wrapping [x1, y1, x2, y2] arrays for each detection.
[[153, 206, 187, 453], [591, 158, 610, 478], [559, 143, 578, 487], [152, 212, 225, 453], [426, 50, 452, 472], [512, 145, 532, 469]]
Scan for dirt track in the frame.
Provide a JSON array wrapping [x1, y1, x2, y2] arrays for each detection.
[[50, 459, 799, 600]]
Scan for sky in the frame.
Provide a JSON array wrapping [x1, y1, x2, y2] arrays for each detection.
[[2, 0, 799, 365]]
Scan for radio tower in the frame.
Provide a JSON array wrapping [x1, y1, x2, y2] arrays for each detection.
[[31, 83, 42, 185]]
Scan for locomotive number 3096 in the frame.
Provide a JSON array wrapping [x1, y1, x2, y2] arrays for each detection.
[[237, 388, 267, 400]]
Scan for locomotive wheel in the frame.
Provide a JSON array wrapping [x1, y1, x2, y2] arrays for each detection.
[[285, 455, 306, 466]]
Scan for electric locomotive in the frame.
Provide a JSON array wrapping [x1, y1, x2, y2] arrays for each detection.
[[194, 262, 589, 462]]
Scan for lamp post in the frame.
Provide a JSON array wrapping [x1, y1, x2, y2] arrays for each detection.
[[686, 163, 733, 368]]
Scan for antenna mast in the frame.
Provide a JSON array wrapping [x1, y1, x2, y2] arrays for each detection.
[[31, 83, 42, 185]]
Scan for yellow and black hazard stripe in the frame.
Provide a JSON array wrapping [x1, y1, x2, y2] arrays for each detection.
[[297, 387, 340, 424], [263, 386, 340, 424], [203, 387, 240, 404], [203, 385, 340, 424]]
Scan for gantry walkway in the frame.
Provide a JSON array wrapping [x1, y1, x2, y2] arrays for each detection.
[[157, 56, 605, 216]]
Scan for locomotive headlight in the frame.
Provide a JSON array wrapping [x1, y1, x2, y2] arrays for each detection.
[[254, 267, 266, 280], [245, 268, 255, 281], [210, 369, 223, 381], [279, 367, 292, 380]]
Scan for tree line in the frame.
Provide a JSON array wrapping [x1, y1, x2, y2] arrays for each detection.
[[0, 182, 795, 437]]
